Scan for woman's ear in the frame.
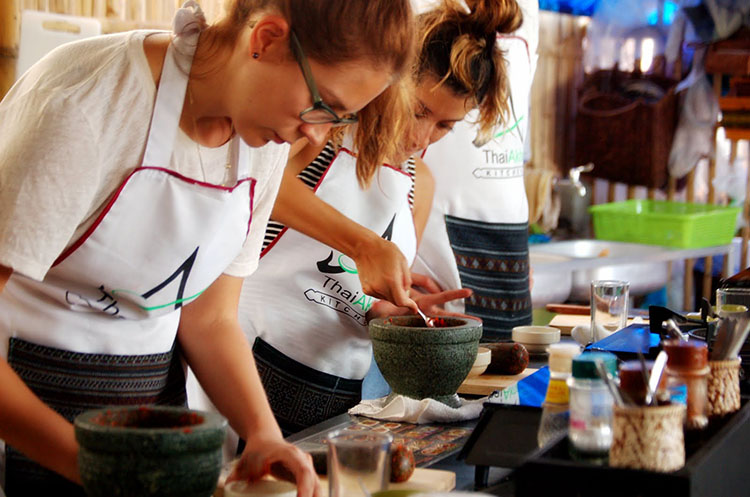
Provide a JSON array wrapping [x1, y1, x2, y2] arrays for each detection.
[[248, 15, 290, 60]]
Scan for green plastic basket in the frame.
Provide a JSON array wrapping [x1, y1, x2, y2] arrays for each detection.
[[589, 200, 740, 248]]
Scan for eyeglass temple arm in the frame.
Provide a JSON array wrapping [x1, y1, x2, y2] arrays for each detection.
[[289, 31, 322, 105]]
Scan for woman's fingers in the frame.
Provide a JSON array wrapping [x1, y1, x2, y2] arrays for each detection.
[[410, 272, 443, 294], [227, 441, 322, 497]]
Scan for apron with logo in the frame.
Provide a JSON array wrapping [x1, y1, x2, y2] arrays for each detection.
[[239, 147, 416, 435], [0, 30, 254, 494], [414, 28, 537, 341]]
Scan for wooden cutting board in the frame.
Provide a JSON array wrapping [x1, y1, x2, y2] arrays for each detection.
[[457, 368, 538, 396], [549, 314, 646, 335], [214, 466, 455, 496]]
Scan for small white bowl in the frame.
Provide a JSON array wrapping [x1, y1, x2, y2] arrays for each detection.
[[224, 479, 297, 497], [512, 325, 561, 354], [466, 347, 491, 377]]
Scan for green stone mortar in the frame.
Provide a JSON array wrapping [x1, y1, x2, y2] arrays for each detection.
[[75, 406, 226, 497], [369, 315, 482, 408]]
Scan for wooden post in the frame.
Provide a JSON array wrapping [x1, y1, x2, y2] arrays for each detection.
[[608, 181, 617, 203], [743, 150, 750, 272], [627, 185, 636, 200], [668, 176, 676, 201], [684, 170, 696, 310], [0, 0, 20, 101]]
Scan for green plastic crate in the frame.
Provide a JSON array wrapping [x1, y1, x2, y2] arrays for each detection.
[[589, 199, 740, 248]]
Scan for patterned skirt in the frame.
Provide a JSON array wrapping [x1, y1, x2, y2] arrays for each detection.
[[445, 216, 532, 341], [4, 337, 187, 496], [252, 337, 361, 437]]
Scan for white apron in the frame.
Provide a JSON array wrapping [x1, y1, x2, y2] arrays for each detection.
[[239, 148, 417, 380], [0, 23, 254, 493], [413, 1, 538, 339]]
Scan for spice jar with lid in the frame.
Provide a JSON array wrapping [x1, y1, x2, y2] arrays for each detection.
[[663, 339, 709, 430], [568, 351, 618, 461], [537, 343, 582, 447]]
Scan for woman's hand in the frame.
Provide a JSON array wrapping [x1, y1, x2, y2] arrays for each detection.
[[351, 234, 414, 309], [366, 271, 475, 321], [227, 433, 322, 497]]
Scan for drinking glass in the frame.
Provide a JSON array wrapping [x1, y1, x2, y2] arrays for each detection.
[[714, 288, 750, 359], [327, 429, 392, 497], [590, 280, 630, 342]]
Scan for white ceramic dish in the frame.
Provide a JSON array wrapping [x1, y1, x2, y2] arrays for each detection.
[[512, 325, 561, 354], [467, 346, 491, 377]]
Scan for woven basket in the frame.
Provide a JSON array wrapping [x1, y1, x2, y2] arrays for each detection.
[[575, 69, 678, 188]]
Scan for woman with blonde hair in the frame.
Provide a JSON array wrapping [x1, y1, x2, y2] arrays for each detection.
[[0, 0, 415, 494]]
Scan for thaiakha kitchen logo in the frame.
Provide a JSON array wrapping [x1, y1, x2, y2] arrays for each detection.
[[304, 215, 396, 324], [472, 113, 525, 179]]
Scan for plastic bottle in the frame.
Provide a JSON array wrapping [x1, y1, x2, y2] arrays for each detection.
[[663, 339, 709, 430], [537, 343, 582, 447], [568, 351, 618, 462]]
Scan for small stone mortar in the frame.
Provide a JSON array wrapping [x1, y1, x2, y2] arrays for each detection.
[[369, 315, 482, 407], [75, 406, 226, 497]]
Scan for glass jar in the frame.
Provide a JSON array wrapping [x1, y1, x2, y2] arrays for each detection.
[[663, 339, 709, 430], [568, 351, 618, 461], [537, 343, 581, 447]]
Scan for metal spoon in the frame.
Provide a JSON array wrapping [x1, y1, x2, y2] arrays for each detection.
[[662, 319, 688, 341], [637, 351, 655, 406], [647, 351, 668, 405], [416, 308, 435, 328], [594, 359, 627, 407]]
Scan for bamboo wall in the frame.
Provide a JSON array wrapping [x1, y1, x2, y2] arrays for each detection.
[[530, 10, 588, 173]]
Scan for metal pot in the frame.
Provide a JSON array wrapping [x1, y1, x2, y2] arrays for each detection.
[[554, 163, 593, 237]]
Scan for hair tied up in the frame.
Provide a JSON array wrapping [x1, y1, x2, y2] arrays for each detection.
[[465, 0, 522, 36]]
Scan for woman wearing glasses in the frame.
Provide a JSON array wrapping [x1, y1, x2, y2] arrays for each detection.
[[0, 0, 413, 495], [233, 0, 523, 436]]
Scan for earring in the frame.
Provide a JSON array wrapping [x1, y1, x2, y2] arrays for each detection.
[[252, 52, 259, 59]]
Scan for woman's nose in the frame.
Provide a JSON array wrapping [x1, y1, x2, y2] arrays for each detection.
[[411, 126, 432, 154], [299, 122, 333, 147]]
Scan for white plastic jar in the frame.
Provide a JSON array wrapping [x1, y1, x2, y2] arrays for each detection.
[[568, 351, 617, 460]]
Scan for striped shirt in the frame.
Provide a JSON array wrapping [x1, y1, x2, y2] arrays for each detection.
[[262, 142, 416, 252]]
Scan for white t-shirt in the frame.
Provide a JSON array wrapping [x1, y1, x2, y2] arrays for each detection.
[[0, 30, 288, 282]]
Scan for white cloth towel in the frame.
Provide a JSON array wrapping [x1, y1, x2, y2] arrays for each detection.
[[348, 395, 487, 424]]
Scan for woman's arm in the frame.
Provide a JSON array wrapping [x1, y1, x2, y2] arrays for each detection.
[[272, 142, 416, 310], [177, 274, 320, 497], [0, 264, 81, 484]]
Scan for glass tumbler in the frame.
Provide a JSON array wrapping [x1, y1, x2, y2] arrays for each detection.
[[327, 429, 392, 497], [590, 280, 629, 343]]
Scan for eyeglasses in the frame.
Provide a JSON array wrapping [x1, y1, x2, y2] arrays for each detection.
[[289, 31, 358, 126]]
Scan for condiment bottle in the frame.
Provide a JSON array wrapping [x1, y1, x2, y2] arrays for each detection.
[[618, 360, 651, 406], [568, 351, 618, 461], [663, 339, 709, 430], [537, 343, 581, 447]]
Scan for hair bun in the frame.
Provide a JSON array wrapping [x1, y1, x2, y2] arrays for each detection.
[[464, 0, 522, 36]]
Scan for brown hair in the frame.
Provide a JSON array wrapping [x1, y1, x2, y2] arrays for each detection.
[[200, 0, 416, 187], [417, 0, 523, 144]]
